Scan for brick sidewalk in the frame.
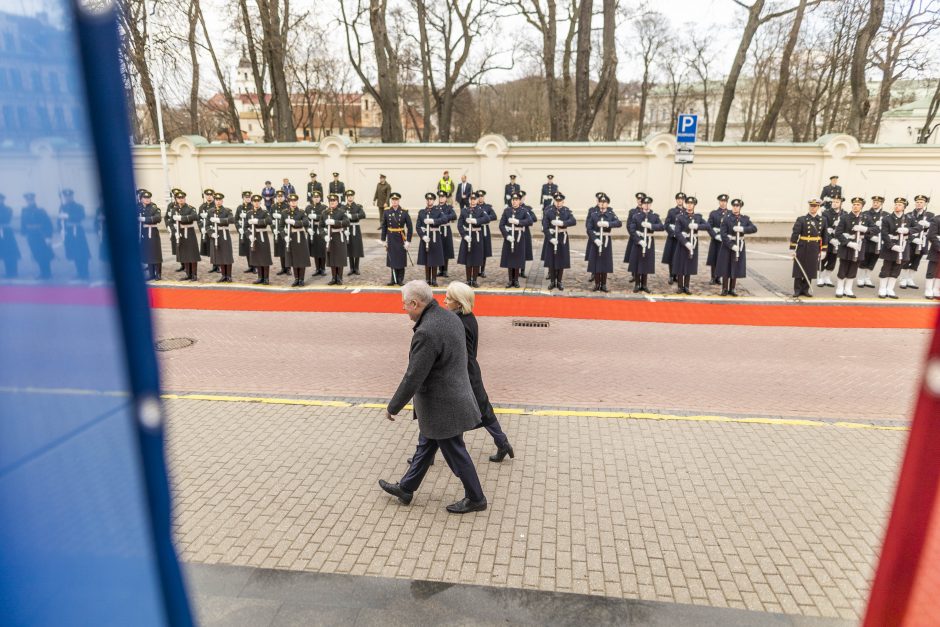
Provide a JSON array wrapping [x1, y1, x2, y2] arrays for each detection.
[[165, 397, 903, 621]]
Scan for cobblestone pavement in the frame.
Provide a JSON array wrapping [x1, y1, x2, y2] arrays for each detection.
[[155, 310, 929, 421], [165, 396, 904, 621]]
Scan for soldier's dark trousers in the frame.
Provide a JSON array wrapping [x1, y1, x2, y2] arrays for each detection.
[[185, 262, 197, 280], [439, 260, 449, 277], [73, 259, 89, 279], [425, 266, 438, 285], [906, 253, 924, 271], [315, 257, 325, 274], [837, 259, 859, 280], [480, 258, 487, 276], [880, 260, 903, 279], [37, 259, 51, 279], [400, 434, 485, 503], [794, 277, 811, 295], [148, 263, 162, 280], [349, 257, 360, 274]]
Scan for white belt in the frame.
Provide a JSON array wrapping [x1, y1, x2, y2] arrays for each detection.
[[143, 224, 159, 238], [178, 223, 196, 238]]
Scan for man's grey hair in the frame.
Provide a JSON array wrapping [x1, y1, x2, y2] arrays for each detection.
[[402, 280, 434, 305]]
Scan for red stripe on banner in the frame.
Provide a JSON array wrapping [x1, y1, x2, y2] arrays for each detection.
[[146, 287, 938, 329], [864, 312, 940, 625]]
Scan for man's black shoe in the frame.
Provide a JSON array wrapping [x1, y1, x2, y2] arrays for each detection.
[[378, 480, 413, 505], [446, 497, 487, 514]]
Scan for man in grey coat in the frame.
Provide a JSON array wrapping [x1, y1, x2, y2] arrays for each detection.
[[379, 280, 488, 514]]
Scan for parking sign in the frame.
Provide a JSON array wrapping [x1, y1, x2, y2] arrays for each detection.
[[677, 114, 698, 143]]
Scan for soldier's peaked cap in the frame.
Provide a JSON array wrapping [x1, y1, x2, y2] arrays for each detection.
[[635, 192, 646, 199], [731, 198, 743, 207], [203, 188, 214, 195], [598, 193, 610, 203], [511, 192, 522, 200], [242, 190, 252, 197], [553, 192, 565, 200], [345, 189, 355, 196], [895, 197, 909, 205], [251, 194, 262, 201], [425, 192, 436, 200], [851, 196, 865, 204], [915, 194, 929, 202], [871, 195, 885, 202], [288, 193, 299, 201], [390, 192, 402, 199], [174, 191, 187, 198], [328, 193, 339, 201], [717, 194, 729, 201], [675, 192, 687, 199], [213, 192, 224, 199]]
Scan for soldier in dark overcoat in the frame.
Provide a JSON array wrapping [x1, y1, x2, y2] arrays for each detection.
[[585, 193, 622, 292], [283, 193, 311, 286], [381, 193, 412, 286], [345, 189, 366, 274], [172, 191, 201, 281], [878, 197, 914, 299], [322, 194, 350, 285], [672, 196, 708, 294], [705, 194, 730, 284], [0, 192, 21, 278], [247, 194, 273, 284], [499, 193, 533, 288], [417, 193, 447, 286], [627, 196, 664, 293], [716, 199, 757, 296], [831, 197, 874, 298], [57, 188, 91, 280], [307, 191, 327, 276], [437, 191, 457, 278], [234, 191, 254, 273], [661, 192, 686, 284], [789, 198, 827, 298], [541, 192, 576, 290], [457, 192, 491, 287], [137, 191, 163, 280], [208, 192, 235, 283]]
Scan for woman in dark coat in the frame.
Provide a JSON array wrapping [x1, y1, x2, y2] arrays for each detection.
[[444, 281, 514, 462]]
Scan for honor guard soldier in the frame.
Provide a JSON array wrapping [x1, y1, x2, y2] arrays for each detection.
[[478, 190, 496, 277], [519, 190, 537, 278], [437, 191, 457, 277], [672, 196, 708, 295], [790, 198, 827, 297], [137, 191, 162, 280], [57, 188, 91, 280], [284, 193, 311, 286], [858, 195, 886, 288], [322, 193, 350, 285], [625, 191, 646, 281], [307, 191, 327, 276], [716, 199, 757, 296], [503, 174, 520, 206], [0, 192, 21, 278], [329, 172, 346, 202], [437, 170, 454, 199], [234, 191, 254, 273], [417, 192, 447, 286], [457, 191, 491, 287], [662, 192, 686, 284], [381, 192, 412, 286], [925, 214, 940, 299], [584, 192, 603, 263], [345, 189, 366, 275], [832, 196, 873, 298], [878, 197, 913, 299], [272, 190, 290, 275], [499, 192, 533, 288], [627, 196, 664, 293], [901, 194, 933, 289], [541, 191, 576, 290], [171, 191, 201, 281], [540, 174, 558, 213], [586, 193, 622, 292], [165, 187, 183, 271], [307, 172, 323, 203], [207, 193, 235, 282], [246, 194, 273, 284], [198, 188, 215, 270], [820, 175, 841, 210], [21, 193, 54, 280], [819, 194, 844, 287], [705, 194, 730, 284]]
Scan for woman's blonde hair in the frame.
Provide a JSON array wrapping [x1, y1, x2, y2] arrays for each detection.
[[446, 281, 475, 314]]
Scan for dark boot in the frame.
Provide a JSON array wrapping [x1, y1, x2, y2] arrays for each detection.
[[721, 278, 729, 296], [489, 444, 515, 462], [728, 278, 738, 297], [556, 269, 564, 291], [336, 268, 344, 285]]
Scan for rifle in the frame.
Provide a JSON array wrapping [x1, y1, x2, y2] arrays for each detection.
[[735, 217, 742, 262], [852, 214, 862, 262], [249, 211, 257, 251], [688, 215, 697, 259], [509, 210, 516, 253], [552, 208, 559, 255], [897, 214, 908, 264], [642, 217, 650, 258]]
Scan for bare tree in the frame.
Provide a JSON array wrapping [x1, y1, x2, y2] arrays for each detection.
[[255, 0, 296, 141], [685, 34, 717, 140], [630, 8, 668, 140], [571, 0, 618, 140], [847, 0, 885, 138], [196, 1, 243, 141], [116, 0, 161, 142], [185, 0, 200, 134], [754, 0, 809, 141], [238, 0, 274, 142], [918, 79, 940, 143]]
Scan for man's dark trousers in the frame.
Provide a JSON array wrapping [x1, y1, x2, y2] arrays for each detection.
[[400, 434, 484, 502]]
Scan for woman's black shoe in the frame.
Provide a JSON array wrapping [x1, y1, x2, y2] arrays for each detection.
[[489, 445, 514, 462]]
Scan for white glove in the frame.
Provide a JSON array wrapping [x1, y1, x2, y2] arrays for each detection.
[[641, 220, 652, 229], [173, 214, 181, 221], [326, 218, 335, 226], [138, 216, 145, 222], [826, 227, 835, 235], [820, 250, 827, 260], [847, 241, 860, 250], [550, 238, 558, 246], [897, 226, 909, 234], [690, 222, 698, 231], [598, 220, 609, 228], [467, 217, 477, 225], [668, 224, 675, 232], [732, 245, 740, 252], [422, 235, 430, 243], [424, 218, 434, 225], [464, 236, 471, 243], [891, 244, 903, 252], [210, 216, 220, 224], [733, 225, 744, 233], [594, 238, 602, 249], [639, 240, 648, 250], [285, 218, 295, 225], [273, 212, 281, 219], [685, 242, 694, 251], [869, 235, 879, 242], [506, 236, 513, 243], [919, 219, 930, 228], [211, 233, 218, 240], [249, 218, 258, 225], [509, 217, 520, 225], [551, 219, 563, 227], [404, 241, 410, 250], [852, 224, 866, 232], [714, 234, 721, 240]]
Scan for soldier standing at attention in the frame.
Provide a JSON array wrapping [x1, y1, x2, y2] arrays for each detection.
[[819, 194, 844, 287], [857, 195, 885, 288], [172, 191, 201, 281], [234, 191, 254, 274], [323, 193, 350, 285], [247, 194, 273, 285], [306, 172, 323, 203], [789, 198, 827, 298], [586, 193, 622, 292], [437, 191, 457, 278], [308, 191, 328, 276], [627, 196, 664, 294], [541, 192, 576, 291], [272, 190, 290, 276], [716, 198, 757, 296], [672, 196, 708, 295], [345, 189, 366, 275], [878, 197, 913, 299], [57, 188, 91, 280], [329, 172, 346, 203], [457, 191, 491, 287], [165, 187, 183, 272], [137, 190, 162, 281], [820, 175, 841, 210], [0, 192, 21, 278], [540, 174, 558, 216], [381, 192, 412, 286], [625, 191, 645, 283], [21, 193, 54, 280], [503, 174, 520, 207], [198, 188, 215, 271], [373, 173, 391, 224], [831, 196, 873, 299], [417, 192, 447, 286], [705, 194, 730, 285], [208, 192, 235, 283], [661, 192, 686, 285], [499, 192, 532, 288], [284, 193, 311, 287], [901, 194, 933, 289]]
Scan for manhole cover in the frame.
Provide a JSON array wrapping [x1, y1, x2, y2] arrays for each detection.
[[512, 320, 550, 328], [155, 337, 196, 352]]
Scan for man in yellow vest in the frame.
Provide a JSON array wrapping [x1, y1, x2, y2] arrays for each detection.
[[437, 170, 454, 199]]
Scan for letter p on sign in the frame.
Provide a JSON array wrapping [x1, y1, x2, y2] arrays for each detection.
[[677, 114, 698, 143]]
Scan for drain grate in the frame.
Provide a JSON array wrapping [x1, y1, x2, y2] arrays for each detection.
[[155, 337, 196, 352], [512, 320, 550, 328]]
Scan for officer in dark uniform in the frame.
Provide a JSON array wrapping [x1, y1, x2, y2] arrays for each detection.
[[858, 194, 886, 288], [345, 189, 366, 275], [197, 188, 215, 269], [819, 194, 844, 287], [584, 193, 602, 264], [540, 175, 558, 214], [705, 194, 730, 284], [878, 197, 913, 299], [171, 191, 201, 281], [586, 193, 622, 292], [925, 214, 940, 299], [499, 192, 533, 288], [902, 194, 933, 289], [625, 191, 645, 282], [307, 172, 323, 203], [541, 191, 576, 290], [0, 192, 21, 278], [789, 198, 827, 297], [627, 196, 664, 293], [716, 199, 757, 296], [503, 174, 520, 207], [457, 191, 491, 287], [519, 190, 537, 278], [246, 194, 273, 284], [21, 193, 53, 280], [661, 192, 686, 284], [329, 172, 346, 202], [417, 192, 447, 286], [283, 193, 311, 286], [322, 193, 350, 285], [164, 188, 183, 271], [234, 191, 254, 273], [271, 190, 290, 275], [832, 196, 873, 298], [307, 190, 327, 276], [672, 196, 708, 295], [208, 192, 235, 283], [437, 191, 457, 277], [478, 190, 496, 277], [138, 191, 163, 280], [381, 192, 412, 286], [56, 189, 91, 280], [820, 175, 841, 210]]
